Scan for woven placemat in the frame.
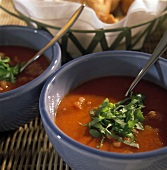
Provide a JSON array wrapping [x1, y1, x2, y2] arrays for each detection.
[[0, 0, 167, 170], [0, 117, 71, 170]]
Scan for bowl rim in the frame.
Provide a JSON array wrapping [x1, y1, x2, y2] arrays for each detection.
[[40, 50, 167, 160], [0, 25, 61, 100]]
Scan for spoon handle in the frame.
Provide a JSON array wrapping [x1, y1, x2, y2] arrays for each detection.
[[125, 31, 167, 96], [20, 4, 85, 72]]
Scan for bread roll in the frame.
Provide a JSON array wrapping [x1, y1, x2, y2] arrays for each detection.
[[121, 0, 134, 15], [72, 0, 112, 15], [70, 0, 133, 23], [110, 0, 120, 12]]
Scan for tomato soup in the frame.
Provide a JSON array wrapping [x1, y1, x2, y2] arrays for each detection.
[[0, 45, 50, 93], [55, 76, 167, 153]]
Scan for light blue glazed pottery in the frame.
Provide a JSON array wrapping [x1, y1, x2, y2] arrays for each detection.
[[39, 51, 167, 170], [0, 25, 61, 132]]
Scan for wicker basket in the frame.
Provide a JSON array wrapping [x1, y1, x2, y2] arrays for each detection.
[[1, 4, 167, 63]]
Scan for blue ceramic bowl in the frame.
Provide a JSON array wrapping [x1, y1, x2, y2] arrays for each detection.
[[39, 51, 167, 170], [0, 25, 61, 132]]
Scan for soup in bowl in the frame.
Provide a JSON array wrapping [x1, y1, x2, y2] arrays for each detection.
[[0, 25, 61, 132], [39, 51, 167, 170]]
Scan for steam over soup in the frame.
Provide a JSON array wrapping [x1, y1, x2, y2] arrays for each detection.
[[0, 46, 50, 93], [55, 76, 167, 154]]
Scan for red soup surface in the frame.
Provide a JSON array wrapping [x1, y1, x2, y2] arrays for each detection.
[[55, 76, 167, 153], [0, 45, 50, 93]]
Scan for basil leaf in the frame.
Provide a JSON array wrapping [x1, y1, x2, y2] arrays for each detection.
[[0, 55, 21, 83], [81, 92, 145, 149], [89, 129, 102, 138]]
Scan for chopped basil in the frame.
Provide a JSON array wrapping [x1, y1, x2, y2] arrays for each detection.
[[81, 93, 145, 148], [0, 54, 23, 83]]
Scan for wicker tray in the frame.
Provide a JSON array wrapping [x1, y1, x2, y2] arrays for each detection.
[[0, 117, 72, 170]]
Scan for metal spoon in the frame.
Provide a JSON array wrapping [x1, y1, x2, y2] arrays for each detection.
[[19, 4, 85, 73], [125, 31, 167, 97]]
